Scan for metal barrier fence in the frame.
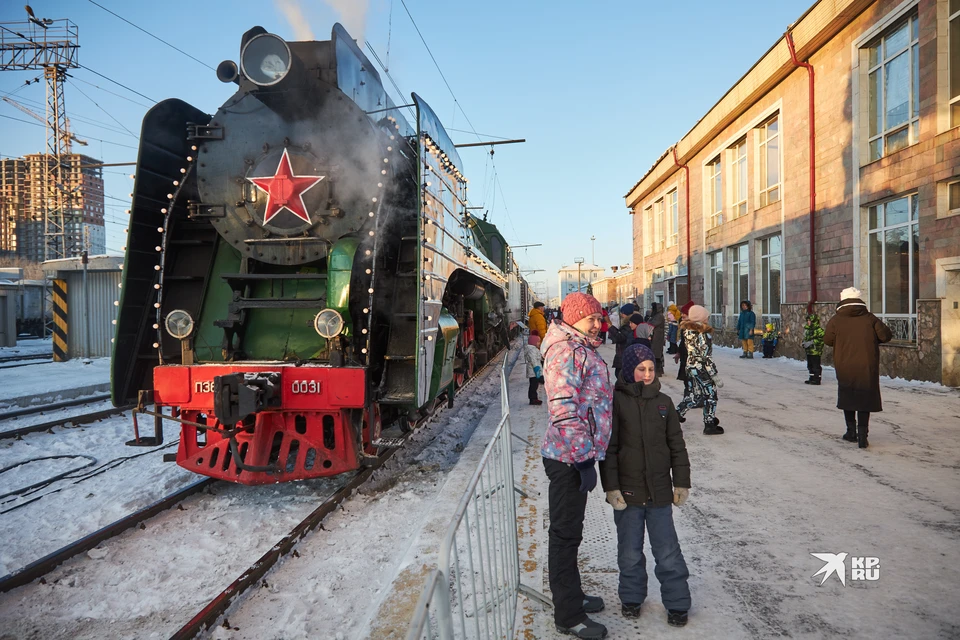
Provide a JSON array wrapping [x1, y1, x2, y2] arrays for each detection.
[[406, 355, 549, 639]]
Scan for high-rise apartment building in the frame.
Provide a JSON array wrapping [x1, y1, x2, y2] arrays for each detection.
[[0, 153, 105, 261]]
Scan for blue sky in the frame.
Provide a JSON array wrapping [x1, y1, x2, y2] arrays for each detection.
[[0, 0, 813, 298]]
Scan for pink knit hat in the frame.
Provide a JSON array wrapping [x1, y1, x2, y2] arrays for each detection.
[[686, 304, 709, 324], [527, 334, 541, 346], [561, 292, 602, 326]]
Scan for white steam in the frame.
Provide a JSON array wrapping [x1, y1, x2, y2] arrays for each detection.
[[323, 0, 369, 42], [275, 0, 315, 41]]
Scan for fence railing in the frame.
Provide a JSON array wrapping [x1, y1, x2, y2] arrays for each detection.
[[406, 354, 549, 640]]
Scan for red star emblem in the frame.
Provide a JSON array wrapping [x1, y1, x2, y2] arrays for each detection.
[[247, 149, 324, 225]]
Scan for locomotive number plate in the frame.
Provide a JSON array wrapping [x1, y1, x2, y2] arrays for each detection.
[[194, 380, 215, 394], [291, 380, 321, 394]]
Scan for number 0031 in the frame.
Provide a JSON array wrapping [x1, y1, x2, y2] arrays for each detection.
[[291, 380, 321, 394]]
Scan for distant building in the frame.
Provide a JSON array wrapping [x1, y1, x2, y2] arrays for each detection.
[[592, 266, 638, 309], [558, 263, 604, 303], [0, 154, 105, 261], [624, 0, 960, 386]]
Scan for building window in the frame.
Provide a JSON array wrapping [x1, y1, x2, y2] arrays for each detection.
[[731, 138, 747, 218], [654, 198, 665, 252], [643, 206, 652, 255], [731, 243, 749, 310], [707, 156, 722, 229], [951, 0, 960, 126], [866, 13, 919, 161], [760, 235, 782, 317], [708, 250, 724, 323], [667, 189, 679, 247], [949, 179, 960, 214], [758, 116, 780, 206], [867, 194, 920, 341]]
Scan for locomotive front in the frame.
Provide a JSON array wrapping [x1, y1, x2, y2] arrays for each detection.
[[113, 25, 417, 484]]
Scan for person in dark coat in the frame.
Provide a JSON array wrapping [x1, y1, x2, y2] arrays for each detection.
[[649, 302, 666, 375], [611, 303, 636, 379], [631, 314, 653, 348], [600, 343, 691, 627], [823, 287, 893, 449], [736, 300, 757, 359]]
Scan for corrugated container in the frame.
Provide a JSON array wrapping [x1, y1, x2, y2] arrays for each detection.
[[43, 256, 122, 359]]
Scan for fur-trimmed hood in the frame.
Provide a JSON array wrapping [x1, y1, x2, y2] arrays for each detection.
[[679, 319, 713, 333]]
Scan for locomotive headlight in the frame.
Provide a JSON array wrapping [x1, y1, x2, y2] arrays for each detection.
[[164, 309, 195, 340], [314, 309, 344, 339], [240, 33, 291, 86]]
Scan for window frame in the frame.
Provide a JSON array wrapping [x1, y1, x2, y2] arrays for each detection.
[[760, 235, 782, 318], [949, 179, 960, 214], [667, 189, 679, 247], [866, 193, 920, 341], [950, 1, 960, 127], [731, 243, 750, 313], [707, 156, 723, 229], [643, 205, 652, 255], [758, 116, 781, 207], [730, 138, 748, 218], [654, 197, 665, 252], [708, 250, 724, 316], [865, 13, 920, 161]]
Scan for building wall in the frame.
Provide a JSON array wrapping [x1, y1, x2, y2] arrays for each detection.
[[625, 0, 960, 384]]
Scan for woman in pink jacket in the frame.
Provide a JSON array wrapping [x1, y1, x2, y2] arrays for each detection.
[[540, 292, 612, 639]]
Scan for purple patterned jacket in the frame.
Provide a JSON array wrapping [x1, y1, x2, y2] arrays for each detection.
[[539, 320, 614, 464]]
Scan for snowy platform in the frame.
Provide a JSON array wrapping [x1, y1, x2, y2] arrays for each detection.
[[0, 357, 111, 410], [515, 343, 960, 639]]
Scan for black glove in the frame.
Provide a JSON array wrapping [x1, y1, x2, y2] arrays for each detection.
[[574, 459, 597, 493]]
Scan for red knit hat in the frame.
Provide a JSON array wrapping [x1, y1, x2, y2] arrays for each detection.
[[679, 300, 695, 316], [561, 292, 602, 326]]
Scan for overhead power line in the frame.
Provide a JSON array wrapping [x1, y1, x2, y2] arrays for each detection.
[[86, 0, 215, 71], [0, 113, 138, 150], [80, 66, 156, 104], [67, 80, 139, 139]]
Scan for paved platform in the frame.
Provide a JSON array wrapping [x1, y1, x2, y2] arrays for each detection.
[[514, 341, 960, 639]]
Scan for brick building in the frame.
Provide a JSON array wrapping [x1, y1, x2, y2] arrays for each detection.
[[625, 0, 960, 385], [592, 266, 639, 309], [0, 154, 105, 261]]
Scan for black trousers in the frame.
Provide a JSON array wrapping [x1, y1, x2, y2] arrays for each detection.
[[806, 354, 822, 377], [599, 330, 607, 344], [843, 410, 870, 432], [543, 458, 588, 628], [655, 358, 664, 375], [528, 377, 540, 402]]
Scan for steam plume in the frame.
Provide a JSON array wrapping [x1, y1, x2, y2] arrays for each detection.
[[324, 0, 369, 42], [275, 0, 315, 41]]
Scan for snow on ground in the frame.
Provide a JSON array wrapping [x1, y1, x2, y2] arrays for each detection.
[[0, 398, 114, 429], [0, 348, 516, 640], [516, 342, 960, 639], [0, 357, 111, 408], [0, 338, 53, 359]]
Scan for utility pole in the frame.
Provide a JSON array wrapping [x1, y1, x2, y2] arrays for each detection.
[[574, 257, 584, 294], [590, 235, 596, 265], [0, 11, 80, 260]]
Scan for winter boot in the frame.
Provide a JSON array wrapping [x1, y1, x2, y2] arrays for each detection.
[[556, 616, 608, 639], [667, 610, 689, 627], [804, 375, 821, 385], [622, 603, 642, 618], [858, 424, 869, 449], [583, 595, 605, 613], [703, 418, 724, 435], [529, 399, 543, 406], [739, 351, 749, 358], [842, 421, 858, 442], [747, 351, 754, 359]]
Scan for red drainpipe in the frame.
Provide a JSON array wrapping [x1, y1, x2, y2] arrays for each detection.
[[671, 146, 692, 305], [785, 30, 817, 314]]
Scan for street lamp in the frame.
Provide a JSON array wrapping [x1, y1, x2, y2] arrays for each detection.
[[574, 257, 584, 293], [590, 235, 596, 265]]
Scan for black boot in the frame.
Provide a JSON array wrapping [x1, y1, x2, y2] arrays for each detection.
[[704, 418, 724, 435], [804, 375, 821, 385], [858, 424, 869, 449], [842, 423, 857, 443]]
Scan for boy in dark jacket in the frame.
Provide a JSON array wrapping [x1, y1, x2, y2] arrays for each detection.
[[599, 344, 692, 628]]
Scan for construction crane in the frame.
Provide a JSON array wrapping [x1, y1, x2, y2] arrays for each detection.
[[0, 7, 79, 260], [2, 96, 87, 151]]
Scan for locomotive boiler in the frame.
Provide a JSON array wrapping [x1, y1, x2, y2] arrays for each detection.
[[112, 24, 527, 484]]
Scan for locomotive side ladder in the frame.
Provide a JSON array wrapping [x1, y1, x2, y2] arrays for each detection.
[[376, 220, 419, 405]]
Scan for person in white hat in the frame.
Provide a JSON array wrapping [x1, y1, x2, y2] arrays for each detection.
[[823, 287, 892, 448]]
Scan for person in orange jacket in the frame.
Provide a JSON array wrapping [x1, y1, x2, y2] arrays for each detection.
[[528, 301, 548, 343]]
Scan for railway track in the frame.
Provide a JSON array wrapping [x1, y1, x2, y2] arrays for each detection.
[[0, 353, 52, 365], [0, 404, 132, 441], [0, 345, 510, 636], [0, 393, 113, 423]]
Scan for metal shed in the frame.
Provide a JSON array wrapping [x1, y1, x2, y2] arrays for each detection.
[[42, 255, 122, 359]]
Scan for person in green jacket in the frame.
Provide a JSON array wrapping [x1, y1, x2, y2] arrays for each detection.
[[599, 343, 691, 628], [802, 313, 825, 386]]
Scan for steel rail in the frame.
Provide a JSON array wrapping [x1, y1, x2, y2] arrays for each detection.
[[0, 405, 133, 441], [0, 359, 53, 370], [170, 346, 509, 640], [0, 479, 214, 593], [0, 394, 113, 422], [0, 353, 53, 364]]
